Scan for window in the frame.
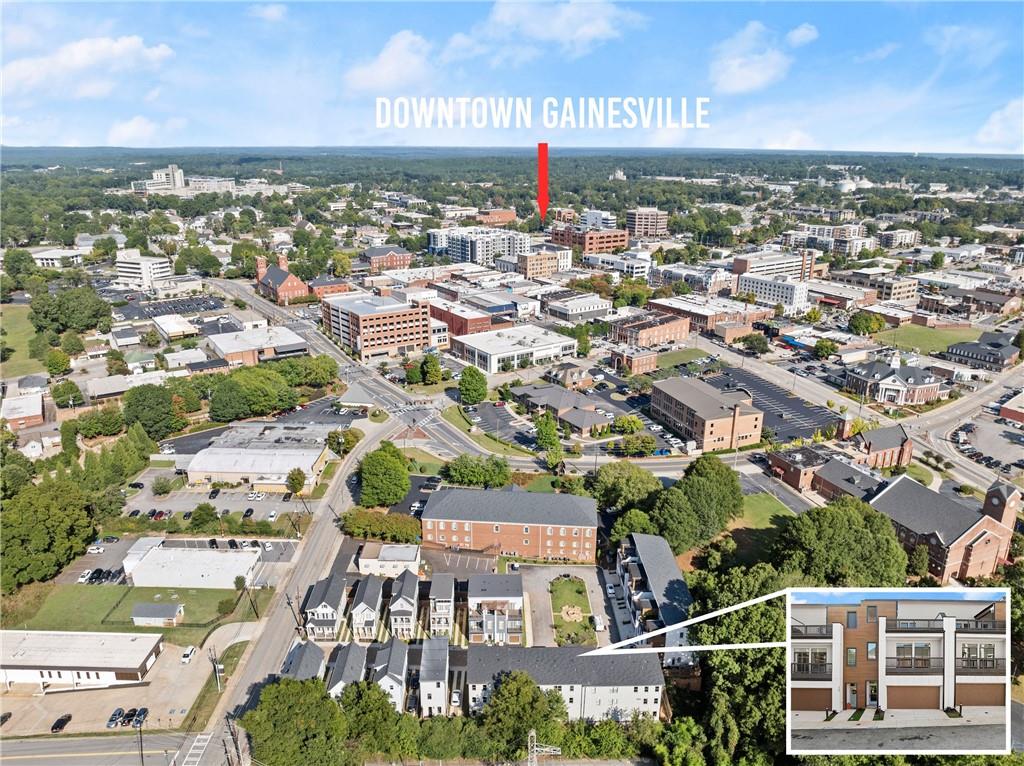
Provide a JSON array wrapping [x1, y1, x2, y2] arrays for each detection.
[[523, 526, 530, 534], [846, 611, 857, 629], [867, 642, 877, 661], [493, 525, 500, 532], [866, 605, 877, 623], [846, 648, 857, 666], [439, 522, 445, 530], [523, 539, 530, 545]]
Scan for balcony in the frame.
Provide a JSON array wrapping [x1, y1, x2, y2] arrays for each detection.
[[791, 662, 832, 680], [955, 658, 1006, 676], [886, 657, 944, 674], [956, 620, 1006, 633], [791, 625, 833, 639], [888, 620, 944, 632]]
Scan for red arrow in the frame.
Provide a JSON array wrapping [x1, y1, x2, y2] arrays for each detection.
[[536, 142, 549, 222]]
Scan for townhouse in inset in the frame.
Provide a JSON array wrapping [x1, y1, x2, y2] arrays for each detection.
[[789, 594, 1008, 714]]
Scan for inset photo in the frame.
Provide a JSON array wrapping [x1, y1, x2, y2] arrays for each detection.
[[787, 587, 1010, 755]]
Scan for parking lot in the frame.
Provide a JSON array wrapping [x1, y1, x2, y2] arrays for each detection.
[[705, 367, 835, 441], [950, 405, 1024, 479], [123, 480, 316, 524], [465, 402, 533, 448], [387, 475, 438, 516], [163, 536, 298, 563], [518, 565, 612, 648], [275, 396, 363, 427], [115, 296, 225, 321], [420, 548, 497, 577]]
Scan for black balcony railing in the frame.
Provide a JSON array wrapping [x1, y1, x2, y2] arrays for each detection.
[[956, 620, 1006, 633], [791, 662, 832, 680], [886, 657, 944, 674], [955, 658, 1006, 675], [791, 625, 833, 638], [889, 620, 944, 632]]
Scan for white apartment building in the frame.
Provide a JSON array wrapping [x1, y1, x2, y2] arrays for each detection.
[[186, 176, 236, 194], [131, 164, 186, 194], [545, 292, 613, 322], [736, 273, 810, 315], [427, 227, 531, 266], [115, 250, 173, 290], [582, 249, 653, 279], [29, 248, 86, 269], [878, 229, 922, 249], [833, 236, 879, 257], [449, 325, 578, 374], [581, 209, 617, 229]]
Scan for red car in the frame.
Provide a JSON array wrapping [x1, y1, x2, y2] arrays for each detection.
[[494, 401, 506, 407]]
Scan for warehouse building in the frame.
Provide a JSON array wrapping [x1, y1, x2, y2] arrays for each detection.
[[449, 325, 578, 374], [128, 546, 261, 589]]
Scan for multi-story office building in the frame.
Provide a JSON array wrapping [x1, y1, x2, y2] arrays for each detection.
[[736, 274, 810, 315], [648, 295, 774, 332], [467, 575, 524, 645], [115, 250, 172, 290], [843, 354, 947, 406], [131, 164, 186, 194], [626, 207, 669, 238], [582, 249, 653, 279], [607, 311, 691, 348], [467, 646, 664, 721], [879, 229, 922, 249], [617, 534, 693, 667], [650, 377, 763, 451], [449, 325, 578, 374], [805, 279, 877, 310], [549, 225, 630, 255], [651, 264, 736, 295], [421, 488, 598, 562], [360, 246, 413, 274], [580, 209, 617, 229], [321, 293, 431, 361], [499, 245, 571, 279], [428, 299, 492, 337], [543, 291, 613, 322], [427, 227, 531, 266], [790, 594, 1008, 712], [832, 268, 919, 303], [833, 236, 879, 258], [732, 250, 816, 281]]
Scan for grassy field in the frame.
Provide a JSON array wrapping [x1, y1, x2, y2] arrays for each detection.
[[725, 493, 796, 566], [0, 304, 44, 378], [368, 408, 390, 423], [523, 474, 557, 493], [442, 406, 534, 457], [182, 641, 249, 731], [407, 381, 457, 396], [402, 447, 445, 476], [657, 348, 705, 369], [873, 325, 982, 354], [549, 575, 595, 646], [905, 462, 934, 486]]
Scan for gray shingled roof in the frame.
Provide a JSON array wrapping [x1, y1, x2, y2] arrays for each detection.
[[420, 637, 449, 684], [371, 637, 408, 683], [259, 264, 297, 290], [422, 488, 598, 527], [858, 424, 909, 454], [326, 642, 367, 691], [869, 475, 986, 545], [429, 574, 455, 601], [353, 574, 383, 610], [390, 570, 419, 613], [363, 245, 410, 258], [815, 458, 884, 498], [280, 641, 325, 681], [468, 574, 522, 600], [305, 572, 347, 613], [627, 534, 692, 626], [467, 646, 664, 686], [131, 602, 183, 620], [653, 377, 759, 419]]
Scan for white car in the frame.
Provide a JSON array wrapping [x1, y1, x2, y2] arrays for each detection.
[[77, 570, 93, 583], [267, 510, 278, 522], [180, 646, 197, 664], [87, 545, 104, 554], [450, 689, 462, 707], [247, 491, 258, 501], [593, 615, 606, 632], [650, 425, 663, 432], [255, 492, 267, 501], [605, 583, 616, 598], [263, 541, 274, 551]]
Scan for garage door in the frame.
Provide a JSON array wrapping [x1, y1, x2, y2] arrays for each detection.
[[888, 686, 940, 709], [956, 684, 1005, 706], [791, 688, 832, 711]]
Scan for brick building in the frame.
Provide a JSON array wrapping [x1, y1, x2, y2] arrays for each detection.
[[650, 377, 763, 451], [256, 255, 309, 305], [549, 225, 630, 255], [360, 246, 413, 274], [321, 293, 431, 361], [607, 311, 691, 348]]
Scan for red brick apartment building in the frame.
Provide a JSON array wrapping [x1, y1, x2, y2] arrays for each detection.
[[420, 488, 599, 562], [607, 311, 691, 348], [428, 300, 492, 336], [360, 246, 413, 274], [256, 255, 309, 305], [476, 209, 517, 226], [549, 225, 630, 255]]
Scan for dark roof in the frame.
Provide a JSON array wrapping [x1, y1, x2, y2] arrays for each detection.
[[112, 328, 140, 340], [869, 475, 988, 545], [468, 574, 523, 600], [370, 637, 408, 683], [390, 570, 419, 611], [988, 481, 1019, 504], [304, 572, 347, 613], [131, 602, 183, 620], [308, 274, 347, 287], [363, 245, 410, 258], [422, 488, 598, 527], [947, 331, 1018, 360], [625, 534, 692, 626], [815, 458, 884, 498], [420, 637, 449, 683], [857, 424, 910, 453], [280, 640, 325, 681], [187, 358, 230, 373], [560, 408, 607, 430], [326, 642, 367, 691], [846, 361, 938, 387], [652, 377, 760, 419], [353, 574, 383, 610], [467, 646, 665, 687], [259, 264, 300, 290], [510, 383, 592, 413], [429, 574, 455, 601]]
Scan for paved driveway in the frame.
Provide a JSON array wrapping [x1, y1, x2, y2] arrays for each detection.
[[518, 565, 611, 648], [421, 548, 496, 577], [1013, 701, 1024, 751], [791, 724, 1008, 753]]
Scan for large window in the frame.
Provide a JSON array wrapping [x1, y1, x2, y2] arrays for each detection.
[[846, 648, 857, 666], [846, 611, 857, 629]]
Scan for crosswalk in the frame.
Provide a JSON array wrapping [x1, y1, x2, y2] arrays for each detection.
[[180, 732, 213, 766]]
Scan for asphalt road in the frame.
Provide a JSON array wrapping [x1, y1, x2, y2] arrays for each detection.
[[791, 723, 1009, 752], [0, 733, 186, 765]]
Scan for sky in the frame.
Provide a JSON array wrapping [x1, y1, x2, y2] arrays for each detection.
[[790, 589, 1008, 605], [2, 1, 1022, 153]]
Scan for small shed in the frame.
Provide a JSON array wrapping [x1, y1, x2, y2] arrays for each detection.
[[131, 602, 185, 627]]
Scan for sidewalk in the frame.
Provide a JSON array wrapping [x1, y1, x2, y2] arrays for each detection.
[[791, 706, 1006, 730]]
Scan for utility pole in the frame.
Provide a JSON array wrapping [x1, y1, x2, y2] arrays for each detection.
[[208, 646, 222, 693], [285, 593, 305, 638], [526, 729, 561, 766], [243, 584, 260, 619], [137, 719, 145, 766]]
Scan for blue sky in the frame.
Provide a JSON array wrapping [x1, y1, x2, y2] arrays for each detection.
[[790, 589, 1007, 605], [2, 1, 1022, 153]]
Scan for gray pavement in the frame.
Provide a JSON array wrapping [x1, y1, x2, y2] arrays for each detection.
[[791, 723, 1008, 752], [518, 564, 611, 648], [0, 734, 186, 765], [1013, 701, 1023, 751]]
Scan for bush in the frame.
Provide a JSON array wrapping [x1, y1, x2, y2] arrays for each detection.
[[151, 477, 175, 496], [217, 597, 236, 616]]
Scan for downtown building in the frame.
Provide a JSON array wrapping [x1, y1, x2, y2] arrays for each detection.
[[736, 274, 811, 316], [427, 227, 531, 266], [731, 249, 817, 281], [321, 293, 431, 361], [626, 207, 669, 238], [549, 224, 630, 255]]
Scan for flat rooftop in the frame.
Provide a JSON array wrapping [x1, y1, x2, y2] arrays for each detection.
[[323, 293, 417, 316], [650, 295, 758, 317], [208, 325, 306, 355], [1, 630, 163, 670], [453, 324, 575, 354], [0, 392, 43, 420]]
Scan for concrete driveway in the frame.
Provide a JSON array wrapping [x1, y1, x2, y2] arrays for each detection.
[[1013, 701, 1023, 751], [790, 724, 1008, 753], [518, 564, 611, 648]]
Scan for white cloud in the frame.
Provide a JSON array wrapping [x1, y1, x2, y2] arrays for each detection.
[[144, 87, 162, 103], [976, 98, 1024, 153], [785, 23, 818, 48], [709, 21, 792, 95], [442, 0, 643, 66], [762, 128, 817, 151], [247, 4, 287, 23], [106, 115, 186, 146], [343, 30, 434, 95], [854, 42, 899, 64], [3, 35, 173, 96], [75, 80, 115, 99], [924, 25, 1005, 68]]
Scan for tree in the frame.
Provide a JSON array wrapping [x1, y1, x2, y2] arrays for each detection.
[[106, 349, 129, 375], [209, 378, 251, 422], [342, 509, 421, 543], [591, 461, 662, 512], [683, 455, 743, 519], [339, 681, 401, 757], [421, 354, 442, 385], [772, 496, 908, 586], [612, 414, 643, 434], [45, 348, 71, 376], [738, 333, 769, 356], [929, 251, 946, 269], [773, 302, 785, 318], [1013, 328, 1024, 351], [60, 330, 85, 356], [359, 445, 410, 507], [654, 717, 707, 766], [286, 468, 307, 495], [909, 544, 930, 577], [620, 433, 656, 456], [481, 671, 567, 760], [803, 306, 822, 324], [152, 477, 174, 496], [328, 428, 363, 456], [813, 338, 838, 359], [459, 366, 488, 405], [444, 455, 511, 488], [50, 380, 84, 408], [649, 487, 701, 553], [533, 411, 560, 453], [241, 678, 349, 766], [609, 508, 658, 543], [848, 310, 886, 336], [189, 503, 218, 529], [142, 329, 161, 348], [404, 362, 423, 385], [123, 384, 184, 440]]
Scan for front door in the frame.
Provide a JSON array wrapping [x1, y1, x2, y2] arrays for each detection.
[[866, 681, 878, 707], [847, 683, 858, 709]]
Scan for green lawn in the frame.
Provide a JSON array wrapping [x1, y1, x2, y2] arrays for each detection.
[[402, 447, 445, 476], [657, 348, 705, 369], [549, 576, 595, 646], [724, 493, 796, 566], [407, 381, 457, 396], [523, 474, 557, 493], [0, 304, 44, 378], [368, 408, 390, 423], [182, 641, 249, 732], [905, 462, 934, 486], [873, 325, 982, 354]]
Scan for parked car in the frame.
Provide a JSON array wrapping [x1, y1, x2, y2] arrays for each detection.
[[208, 488, 220, 500], [51, 714, 72, 733], [77, 570, 93, 583], [87, 545, 104, 554], [243, 508, 255, 519], [268, 510, 278, 522], [0, 711, 11, 727], [263, 541, 274, 551], [102, 536, 119, 544], [128, 509, 141, 518], [450, 689, 462, 708], [247, 491, 258, 501], [181, 646, 197, 664], [228, 539, 239, 550], [208, 538, 219, 549], [183, 511, 192, 520], [106, 708, 125, 729], [251, 539, 260, 549], [132, 708, 148, 728], [282, 492, 292, 503], [605, 583, 616, 598], [128, 482, 144, 490], [119, 709, 137, 727], [593, 615, 606, 632]]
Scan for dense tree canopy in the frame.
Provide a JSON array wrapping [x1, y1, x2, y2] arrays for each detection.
[[241, 678, 350, 766], [123, 384, 184, 440], [358, 442, 410, 507]]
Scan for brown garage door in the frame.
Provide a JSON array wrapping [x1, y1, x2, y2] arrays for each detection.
[[956, 684, 1005, 706], [791, 688, 832, 711], [888, 686, 940, 709]]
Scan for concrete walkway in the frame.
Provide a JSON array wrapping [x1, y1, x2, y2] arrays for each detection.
[[201, 620, 259, 652], [791, 706, 1007, 730]]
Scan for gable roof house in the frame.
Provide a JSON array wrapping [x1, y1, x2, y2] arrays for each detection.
[[843, 353, 949, 406], [850, 423, 913, 469], [388, 570, 420, 640], [325, 642, 367, 698], [419, 636, 450, 717], [255, 254, 309, 305], [303, 572, 348, 641], [868, 476, 1018, 583], [429, 574, 455, 638], [280, 640, 326, 681], [351, 575, 383, 641], [370, 637, 409, 713]]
